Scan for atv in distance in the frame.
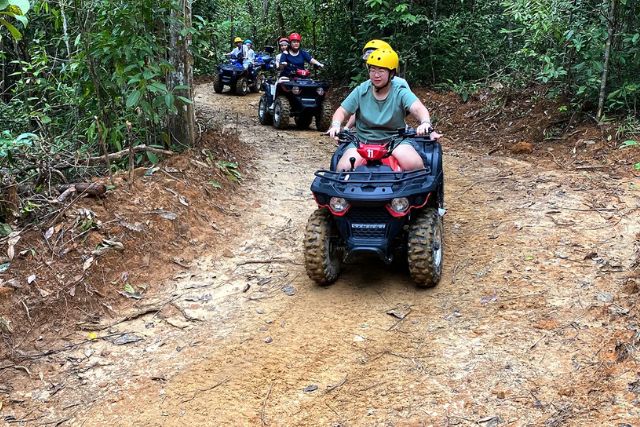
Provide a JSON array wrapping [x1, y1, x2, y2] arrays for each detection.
[[304, 129, 445, 288], [213, 54, 265, 96], [258, 68, 332, 131]]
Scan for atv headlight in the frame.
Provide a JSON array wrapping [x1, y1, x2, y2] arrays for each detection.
[[329, 197, 349, 213], [390, 197, 410, 213], [291, 86, 301, 95], [316, 87, 325, 96]]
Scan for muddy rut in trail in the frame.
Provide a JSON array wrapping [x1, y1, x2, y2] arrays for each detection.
[[7, 85, 640, 426]]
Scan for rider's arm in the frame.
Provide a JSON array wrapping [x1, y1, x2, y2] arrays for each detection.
[[328, 106, 352, 139], [310, 58, 324, 68], [345, 115, 356, 130], [408, 100, 442, 139]]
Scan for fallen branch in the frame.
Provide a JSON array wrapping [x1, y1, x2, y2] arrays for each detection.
[[77, 302, 170, 331], [57, 183, 107, 201], [180, 378, 229, 403], [326, 376, 348, 393], [236, 258, 302, 266], [84, 144, 175, 165], [261, 383, 273, 426]]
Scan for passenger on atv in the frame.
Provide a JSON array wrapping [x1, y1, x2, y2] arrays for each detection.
[[241, 39, 256, 70], [328, 48, 441, 171], [278, 32, 325, 78]]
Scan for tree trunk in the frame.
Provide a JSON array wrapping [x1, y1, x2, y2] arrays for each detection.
[[597, 0, 617, 121], [246, 1, 257, 42], [168, 0, 196, 146], [276, 3, 285, 36]]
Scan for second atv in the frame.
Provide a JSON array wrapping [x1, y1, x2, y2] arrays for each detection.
[[258, 68, 332, 131]]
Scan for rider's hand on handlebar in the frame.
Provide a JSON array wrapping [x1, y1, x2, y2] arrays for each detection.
[[416, 122, 443, 139], [327, 125, 341, 142]]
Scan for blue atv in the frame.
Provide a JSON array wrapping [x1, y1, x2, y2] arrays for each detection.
[[213, 54, 269, 96], [257, 68, 332, 131], [304, 129, 445, 288]]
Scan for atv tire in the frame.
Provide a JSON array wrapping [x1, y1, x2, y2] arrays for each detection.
[[407, 208, 443, 288], [213, 74, 223, 93], [258, 94, 272, 125], [250, 73, 264, 93], [273, 96, 291, 129], [315, 100, 333, 132], [235, 77, 249, 96], [295, 113, 313, 129], [304, 209, 341, 286]]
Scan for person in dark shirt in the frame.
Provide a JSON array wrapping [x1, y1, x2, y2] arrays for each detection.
[[279, 32, 324, 77]]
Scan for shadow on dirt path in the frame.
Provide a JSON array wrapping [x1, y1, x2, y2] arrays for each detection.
[[2, 84, 639, 426]]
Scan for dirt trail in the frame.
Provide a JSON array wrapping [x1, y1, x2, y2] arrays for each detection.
[[4, 85, 640, 426]]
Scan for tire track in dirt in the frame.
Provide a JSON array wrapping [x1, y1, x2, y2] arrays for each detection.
[[30, 85, 640, 425]]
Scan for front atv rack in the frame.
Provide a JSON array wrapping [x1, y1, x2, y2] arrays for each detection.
[[312, 168, 438, 200]]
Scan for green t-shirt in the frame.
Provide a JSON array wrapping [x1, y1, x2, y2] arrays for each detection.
[[341, 80, 418, 141]]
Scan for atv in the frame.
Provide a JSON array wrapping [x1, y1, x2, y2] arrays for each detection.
[[257, 68, 332, 131], [213, 54, 265, 96], [304, 129, 445, 288]]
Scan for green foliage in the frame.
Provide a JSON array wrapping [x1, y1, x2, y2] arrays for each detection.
[[1, 0, 639, 203], [216, 160, 242, 182], [0, 0, 30, 40], [0, 130, 36, 164], [619, 140, 638, 148]]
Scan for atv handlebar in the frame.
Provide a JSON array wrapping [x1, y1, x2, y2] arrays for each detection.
[[335, 128, 435, 150]]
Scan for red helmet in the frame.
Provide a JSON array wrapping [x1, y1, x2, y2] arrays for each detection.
[[278, 36, 289, 45], [289, 33, 301, 42]]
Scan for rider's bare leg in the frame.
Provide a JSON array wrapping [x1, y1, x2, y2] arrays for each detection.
[[336, 148, 365, 171], [392, 144, 425, 171]]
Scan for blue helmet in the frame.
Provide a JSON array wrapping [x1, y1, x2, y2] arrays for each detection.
[[244, 39, 253, 45]]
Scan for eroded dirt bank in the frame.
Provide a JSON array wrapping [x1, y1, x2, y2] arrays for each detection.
[[1, 84, 639, 426]]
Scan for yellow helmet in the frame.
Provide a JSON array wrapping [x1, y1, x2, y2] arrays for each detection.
[[362, 39, 392, 54], [366, 48, 399, 72], [233, 37, 243, 43]]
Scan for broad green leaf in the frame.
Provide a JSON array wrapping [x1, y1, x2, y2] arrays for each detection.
[[8, 0, 29, 14], [0, 223, 12, 237], [126, 90, 141, 108], [15, 132, 36, 142], [13, 13, 26, 25], [164, 93, 174, 109], [146, 151, 159, 164], [0, 17, 22, 40], [148, 81, 167, 93], [619, 140, 638, 149]]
